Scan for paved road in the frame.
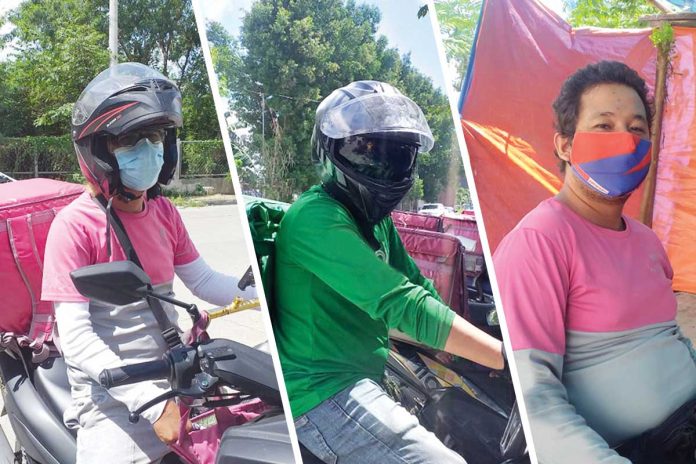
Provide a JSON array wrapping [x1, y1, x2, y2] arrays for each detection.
[[173, 203, 270, 349], [0, 203, 275, 453]]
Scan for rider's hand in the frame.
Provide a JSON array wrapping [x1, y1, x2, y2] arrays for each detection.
[[153, 400, 190, 444], [435, 351, 453, 364]]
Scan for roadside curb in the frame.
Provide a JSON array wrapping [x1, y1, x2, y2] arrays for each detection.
[[197, 195, 237, 206]]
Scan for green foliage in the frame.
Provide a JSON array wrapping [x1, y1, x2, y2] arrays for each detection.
[[455, 187, 472, 210], [1, 0, 218, 140], [0, 136, 224, 180], [401, 177, 424, 211], [568, 0, 660, 28], [434, 0, 482, 92], [69, 171, 86, 184], [163, 182, 207, 207], [0, 61, 34, 136], [207, 21, 244, 100], [210, 0, 454, 203], [0, 135, 76, 178], [162, 190, 205, 207], [651, 22, 675, 56], [180, 140, 227, 176], [35, 103, 74, 128]]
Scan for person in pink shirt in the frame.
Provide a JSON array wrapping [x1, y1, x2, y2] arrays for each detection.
[[494, 61, 696, 463], [41, 63, 255, 464]]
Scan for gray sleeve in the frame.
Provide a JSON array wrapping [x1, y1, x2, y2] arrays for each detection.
[[175, 256, 257, 306], [514, 349, 631, 464], [676, 327, 696, 364], [54, 301, 168, 424]]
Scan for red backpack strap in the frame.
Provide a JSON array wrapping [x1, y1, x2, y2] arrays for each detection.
[[7, 215, 53, 362]]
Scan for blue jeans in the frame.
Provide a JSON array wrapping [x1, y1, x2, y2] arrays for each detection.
[[294, 378, 467, 464]]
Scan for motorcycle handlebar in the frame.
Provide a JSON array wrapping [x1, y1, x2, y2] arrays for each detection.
[[99, 359, 170, 388]]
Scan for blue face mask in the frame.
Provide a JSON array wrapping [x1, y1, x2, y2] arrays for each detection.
[[114, 138, 164, 191]]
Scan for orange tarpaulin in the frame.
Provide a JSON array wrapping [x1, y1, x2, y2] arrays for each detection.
[[653, 28, 696, 291], [461, 0, 696, 292]]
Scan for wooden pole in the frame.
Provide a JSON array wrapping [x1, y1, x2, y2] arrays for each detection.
[[639, 46, 669, 227]]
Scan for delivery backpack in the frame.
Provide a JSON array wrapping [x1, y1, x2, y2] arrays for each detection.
[[245, 198, 289, 321], [0, 178, 84, 362]]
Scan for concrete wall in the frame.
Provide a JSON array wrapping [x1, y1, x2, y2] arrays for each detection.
[[166, 176, 235, 195]]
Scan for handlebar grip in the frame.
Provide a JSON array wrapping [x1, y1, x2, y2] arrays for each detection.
[[99, 359, 170, 388]]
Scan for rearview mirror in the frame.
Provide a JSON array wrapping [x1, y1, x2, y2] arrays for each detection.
[[70, 261, 151, 305]]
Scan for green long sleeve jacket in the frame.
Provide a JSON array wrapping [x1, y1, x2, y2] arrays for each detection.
[[274, 185, 455, 418]]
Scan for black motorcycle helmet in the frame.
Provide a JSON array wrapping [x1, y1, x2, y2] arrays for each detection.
[[312, 80, 434, 225], [72, 62, 183, 199]]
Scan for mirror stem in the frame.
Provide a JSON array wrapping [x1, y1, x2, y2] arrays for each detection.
[[145, 290, 200, 322]]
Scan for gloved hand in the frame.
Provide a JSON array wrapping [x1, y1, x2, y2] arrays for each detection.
[[153, 400, 192, 444]]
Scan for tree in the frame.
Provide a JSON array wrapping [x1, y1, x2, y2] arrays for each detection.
[[456, 187, 472, 210], [211, 0, 454, 202], [568, 0, 660, 28], [0, 0, 217, 139], [3, 0, 109, 135], [434, 0, 482, 92], [116, 0, 219, 139]]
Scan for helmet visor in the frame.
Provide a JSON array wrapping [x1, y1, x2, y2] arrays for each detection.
[[73, 62, 174, 126], [335, 135, 418, 182], [320, 93, 434, 152]]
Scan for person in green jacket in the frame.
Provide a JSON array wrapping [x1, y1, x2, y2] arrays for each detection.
[[274, 81, 504, 463]]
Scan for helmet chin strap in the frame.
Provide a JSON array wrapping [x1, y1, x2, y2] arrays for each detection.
[[115, 184, 144, 202]]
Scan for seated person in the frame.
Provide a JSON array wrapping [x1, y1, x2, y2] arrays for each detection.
[[42, 63, 255, 464], [494, 60, 696, 464], [274, 80, 505, 464]]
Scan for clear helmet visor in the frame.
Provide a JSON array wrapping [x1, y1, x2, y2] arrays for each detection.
[[72, 62, 173, 126], [320, 93, 435, 152]]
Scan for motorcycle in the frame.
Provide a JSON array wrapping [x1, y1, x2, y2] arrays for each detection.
[[297, 332, 529, 464], [0, 262, 294, 464]]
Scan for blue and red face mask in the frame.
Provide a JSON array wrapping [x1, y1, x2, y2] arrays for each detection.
[[569, 132, 652, 197]]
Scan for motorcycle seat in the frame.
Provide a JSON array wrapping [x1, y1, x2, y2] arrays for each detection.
[[33, 355, 74, 432]]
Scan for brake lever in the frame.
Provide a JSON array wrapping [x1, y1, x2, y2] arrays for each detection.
[[238, 265, 255, 290], [129, 390, 178, 423], [128, 372, 220, 423]]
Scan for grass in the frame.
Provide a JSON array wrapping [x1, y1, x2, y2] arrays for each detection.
[[167, 195, 205, 208], [163, 183, 207, 208]]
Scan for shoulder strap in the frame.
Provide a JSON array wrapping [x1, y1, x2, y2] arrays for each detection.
[[93, 195, 182, 349]]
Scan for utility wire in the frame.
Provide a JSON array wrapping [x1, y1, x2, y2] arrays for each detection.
[[234, 86, 322, 104]]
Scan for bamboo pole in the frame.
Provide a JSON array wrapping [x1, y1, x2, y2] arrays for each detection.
[[639, 45, 669, 227]]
